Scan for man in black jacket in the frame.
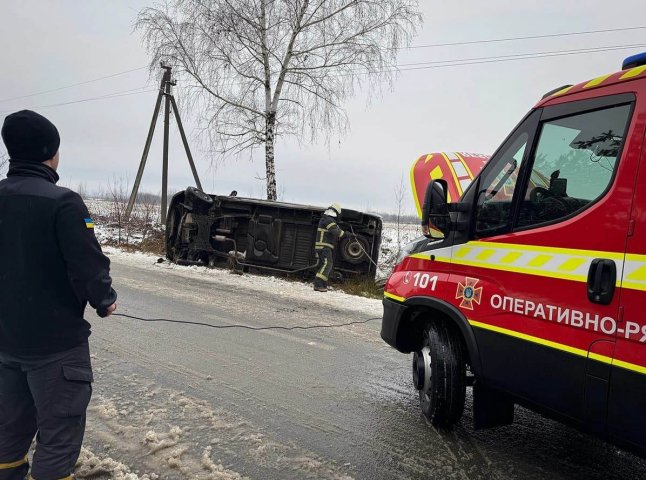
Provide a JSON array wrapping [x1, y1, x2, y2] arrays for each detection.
[[0, 110, 117, 480], [313, 203, 345, 292]]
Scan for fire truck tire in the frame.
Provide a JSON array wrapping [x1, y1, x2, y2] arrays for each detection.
[[415, 322, 466, 428]]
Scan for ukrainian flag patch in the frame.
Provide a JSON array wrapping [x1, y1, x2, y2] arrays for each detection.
[[84, 218, 94, 229]]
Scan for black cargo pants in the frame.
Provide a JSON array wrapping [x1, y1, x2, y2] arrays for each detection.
[[0, 342, 93, 480], [314, 247, 334, 289]]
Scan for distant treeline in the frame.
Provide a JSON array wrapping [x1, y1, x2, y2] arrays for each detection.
[[370, 212, 419, 223]]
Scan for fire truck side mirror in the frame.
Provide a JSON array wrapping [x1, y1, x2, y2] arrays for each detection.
[[421, 179, 450, 239]]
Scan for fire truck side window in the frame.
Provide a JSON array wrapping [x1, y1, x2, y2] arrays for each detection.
[[516, 104, 632, 229], [474, 134, 529, 234]]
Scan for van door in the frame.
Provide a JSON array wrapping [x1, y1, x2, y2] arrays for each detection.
[[608, 95, 646, 452], [449, 94, 636, 424]]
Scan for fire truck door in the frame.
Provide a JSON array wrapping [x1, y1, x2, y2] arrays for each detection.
[[451, 97, 635, 424], [608, 95, 646, 450]]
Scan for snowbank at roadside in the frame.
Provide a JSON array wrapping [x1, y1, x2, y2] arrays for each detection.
[[103, 247, 383, 317]]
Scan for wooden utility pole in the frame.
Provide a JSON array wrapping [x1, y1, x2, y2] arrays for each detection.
[[125, 64, 203, 224]]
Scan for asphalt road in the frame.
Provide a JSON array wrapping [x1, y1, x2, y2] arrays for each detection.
[[81, 256, 646, 479]]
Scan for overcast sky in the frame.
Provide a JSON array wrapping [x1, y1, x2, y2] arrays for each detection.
[[1, 0, 644, 213]]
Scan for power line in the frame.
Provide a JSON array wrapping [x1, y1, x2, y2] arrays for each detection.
[[1, 25, 643, 107], [391, 43, 646, 69], [391, 43, 646, 73], [0, 66, 148, 104], [402, 25, 646, 50], [0, 87, 158, 114], [3, 42, 644, 113], [3, 26, 645, 105]]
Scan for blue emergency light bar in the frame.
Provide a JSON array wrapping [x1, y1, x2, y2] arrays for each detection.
[[622, 52, 646, 70]]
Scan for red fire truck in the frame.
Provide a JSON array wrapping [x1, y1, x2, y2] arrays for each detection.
[[381, 52, 646, 457]]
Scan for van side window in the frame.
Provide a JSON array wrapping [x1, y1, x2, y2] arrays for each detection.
[[474, 134, 528, 234], [516, 104, 631, 229]]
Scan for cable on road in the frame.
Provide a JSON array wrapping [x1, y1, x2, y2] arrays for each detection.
[[112, 313, 382, 331]]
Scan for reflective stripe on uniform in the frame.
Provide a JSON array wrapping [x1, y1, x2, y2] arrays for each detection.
[[0, 455, 28, 470], [315, 242, 335, 249], [317, 257, 329, 281], [326, 222, 338, 230]]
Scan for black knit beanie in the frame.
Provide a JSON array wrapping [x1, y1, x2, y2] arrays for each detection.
[[1, 110, 60, 163]]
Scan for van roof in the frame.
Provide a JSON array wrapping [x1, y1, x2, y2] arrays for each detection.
[[536, 64, 646, 106]]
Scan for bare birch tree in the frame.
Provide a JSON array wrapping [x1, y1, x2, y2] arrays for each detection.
[[137, 0, 421, 200]]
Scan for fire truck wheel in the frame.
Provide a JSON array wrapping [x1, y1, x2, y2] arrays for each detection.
[[413, 322, 466, 428]]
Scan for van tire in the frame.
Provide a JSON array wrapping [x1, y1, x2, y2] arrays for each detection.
[[418, 322, 466, 428]]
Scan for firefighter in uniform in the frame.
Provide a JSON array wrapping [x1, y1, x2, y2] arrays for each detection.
[[0, 110, 117, 480], [313, 204, 345, 292]]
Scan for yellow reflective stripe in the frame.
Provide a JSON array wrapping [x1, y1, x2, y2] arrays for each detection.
[[441, 152, 460, 200], [384, 291, 405, 302], [612, 358, 646, 376], [499, 251, 522, 264], [454, 152, 475, 180], [471, 240, 623, 261], [551, 85, 573, 96], [620, 65, 646, 80], [469, 319, 646, 376], [317, 228, 326, 232], [317, 257, 329, 281], [558, 258, 585, 272], [409, 241, 646, 292], [454, 246, 472, 258], [0, 455, 28, 470], [583, 73, 613, 88], [475, 249, 495, 261], [469, 319, 590, 357], [411, 156, 423, 219], [326, 222, 337, 230], [409, 252, 451, 263], [315, 242, 334, 249], [451, 256, 589, 283], [527, 254, 552, 267]]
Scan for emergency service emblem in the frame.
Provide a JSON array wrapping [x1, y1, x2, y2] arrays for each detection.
[[456, 277, 482, 310]]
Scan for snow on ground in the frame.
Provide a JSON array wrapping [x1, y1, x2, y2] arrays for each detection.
[[86, 198, 163, 246], [75, 447, 158, 480], [103, 247, 383, 318], [377, 221, 422, 278]]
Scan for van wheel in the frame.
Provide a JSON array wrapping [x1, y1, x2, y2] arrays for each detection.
[[412, 322, 466, 428]]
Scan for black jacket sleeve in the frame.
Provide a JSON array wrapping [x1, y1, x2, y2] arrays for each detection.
[[55, 191, 117, 311], [327, 219, 345, 238]]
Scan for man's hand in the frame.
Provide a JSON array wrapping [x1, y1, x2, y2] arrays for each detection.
[[422, 224, 429, 236], [97, 303, 117, 318]]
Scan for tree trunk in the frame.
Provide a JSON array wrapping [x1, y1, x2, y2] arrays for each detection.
[[265, 111, 277, 200]]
